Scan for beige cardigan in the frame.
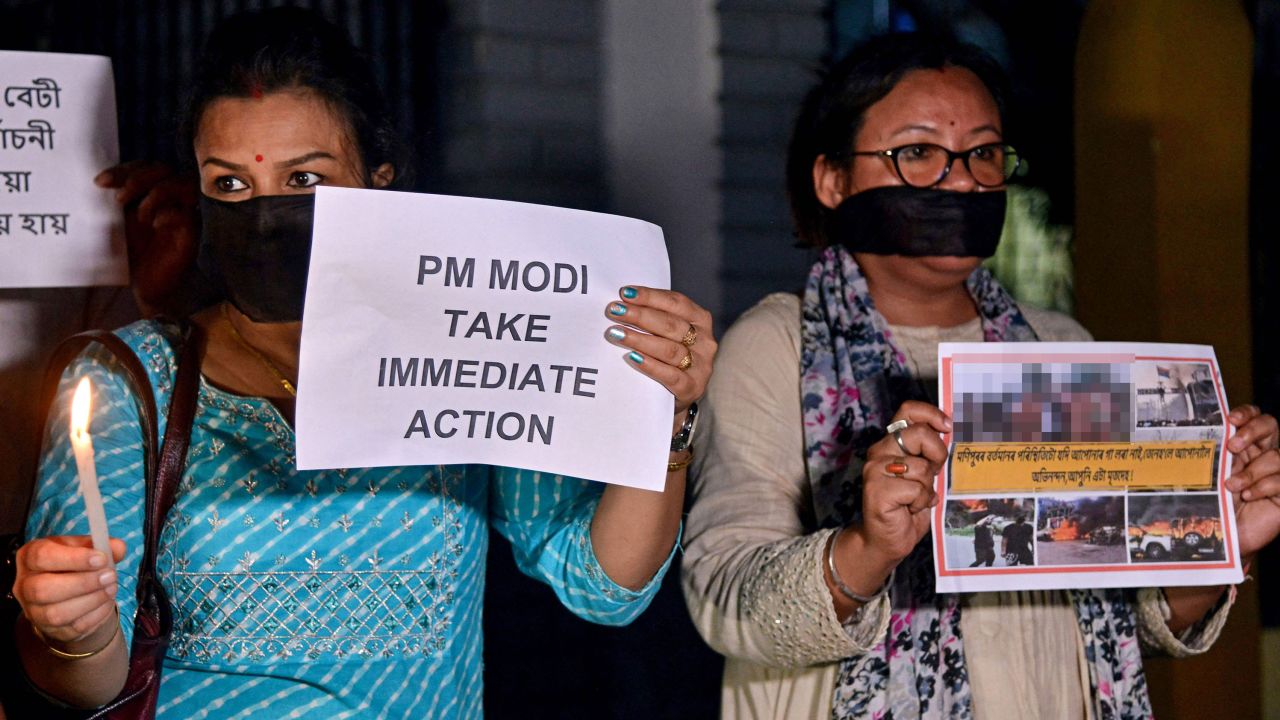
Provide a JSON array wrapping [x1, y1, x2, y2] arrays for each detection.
[[681, 293, 1232, 720]]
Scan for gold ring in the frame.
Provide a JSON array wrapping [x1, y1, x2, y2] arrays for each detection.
[[678, 353, 693, 371], [680, 324, 697, 347]]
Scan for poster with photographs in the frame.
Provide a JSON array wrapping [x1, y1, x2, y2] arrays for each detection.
[[933, 342, 1242, 593]]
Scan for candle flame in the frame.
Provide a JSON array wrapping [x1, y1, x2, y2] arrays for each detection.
[[71, 377, 92, 439]]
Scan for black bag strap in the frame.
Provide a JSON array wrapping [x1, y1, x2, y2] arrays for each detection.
[[139, 326, 202, 610], [25, 330, 161, 527], [21, 323, 202, 596]]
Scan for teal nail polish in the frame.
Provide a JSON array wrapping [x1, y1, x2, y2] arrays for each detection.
[[609, 302, 628, 316], [607, 327, 626, 342], [621, 286, 638, 299], [627, 351, 644, 364]]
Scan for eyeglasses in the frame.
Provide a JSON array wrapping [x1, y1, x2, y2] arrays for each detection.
[[849, 143, 1020, 188]]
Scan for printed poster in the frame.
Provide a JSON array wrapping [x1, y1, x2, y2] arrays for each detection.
[[933, 342, 1244, 593]]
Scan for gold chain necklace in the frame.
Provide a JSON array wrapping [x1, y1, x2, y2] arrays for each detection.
[[221, 303, 297, 397]]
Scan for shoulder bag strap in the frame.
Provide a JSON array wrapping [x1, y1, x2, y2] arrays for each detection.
[[23, 323, 201, 600], [138, 324, 202, 599], [25, 330, 161, 524]]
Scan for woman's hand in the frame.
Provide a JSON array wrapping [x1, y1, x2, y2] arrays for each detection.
[[825, 402, 950, 618], [852, 401, 951, 563], [590, 286, 714, 590], [603, 286, 716, 432], [1225, 405, 1280, 559], [13, 536, 125, 651], [95, 161, 199, 314]]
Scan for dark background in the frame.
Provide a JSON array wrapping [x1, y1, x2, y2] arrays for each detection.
[[1, 0, 1275, 717]]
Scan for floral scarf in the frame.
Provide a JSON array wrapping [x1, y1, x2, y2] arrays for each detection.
[[799, 246, 1151, 720]]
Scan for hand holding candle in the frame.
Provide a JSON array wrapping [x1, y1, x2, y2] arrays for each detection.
[[70, 377, 114, 568]]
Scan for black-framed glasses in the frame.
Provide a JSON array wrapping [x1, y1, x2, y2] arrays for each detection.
[[850, 143, 1020, 188]]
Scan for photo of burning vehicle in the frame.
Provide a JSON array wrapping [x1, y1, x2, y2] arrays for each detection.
[[943, 498, 1036, 568], [1127, 494, 1225, 562], [1034, 496, 1128, 566]]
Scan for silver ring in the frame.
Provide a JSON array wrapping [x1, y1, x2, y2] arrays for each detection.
[[886, 419, 910, 455]]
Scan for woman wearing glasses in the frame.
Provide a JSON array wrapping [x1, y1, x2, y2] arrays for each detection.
[[681, 33, 1280, 719]]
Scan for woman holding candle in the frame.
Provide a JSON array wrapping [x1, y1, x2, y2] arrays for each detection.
[[11, 8, 714, 717], [680, 33, 1280, 719]]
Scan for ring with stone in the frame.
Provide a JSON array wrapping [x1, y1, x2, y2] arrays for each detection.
[[885, 461, 909, 478]]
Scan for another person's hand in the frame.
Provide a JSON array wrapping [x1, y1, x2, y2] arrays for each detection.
[[96, 161, 199, 314], [1225, 405, 1280, 559], [856, 401, 951, 562], [603, 286, 716, 433], [13, 536, 126, 651]]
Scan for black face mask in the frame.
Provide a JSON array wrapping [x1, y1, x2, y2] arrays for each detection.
[[827, 186, 1006, 258], [198, 194, 316, 323]]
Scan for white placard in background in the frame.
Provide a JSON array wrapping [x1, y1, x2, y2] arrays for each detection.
[[0, 51, 124, 288], [296, 187, 674, 491]]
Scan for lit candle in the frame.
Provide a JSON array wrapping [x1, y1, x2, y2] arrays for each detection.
[[70, 377, 113, 567]]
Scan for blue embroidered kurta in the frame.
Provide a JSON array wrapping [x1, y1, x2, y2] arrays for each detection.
[[27, 320, 669, 719]]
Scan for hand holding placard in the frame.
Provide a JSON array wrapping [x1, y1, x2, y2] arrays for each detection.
[[297, 188, 674, 490]]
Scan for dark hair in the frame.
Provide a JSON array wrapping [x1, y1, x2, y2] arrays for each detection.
[[181, 7, 409, 187], [786, 33, 1009, 247]]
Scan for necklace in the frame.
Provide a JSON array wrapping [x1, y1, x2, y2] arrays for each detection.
[[221, 303, 297, 397]]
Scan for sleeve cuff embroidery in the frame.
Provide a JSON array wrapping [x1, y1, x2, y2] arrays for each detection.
[[577, 517, 681, 604], [742, 527, 888, 668]]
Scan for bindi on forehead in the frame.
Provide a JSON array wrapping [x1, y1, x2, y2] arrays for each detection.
[[255, 154, 264, 163]]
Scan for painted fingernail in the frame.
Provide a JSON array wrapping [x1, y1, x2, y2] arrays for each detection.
[[88, 552, 105, 568], [606, 327, 626, 342], [627, 351, 644, 364], [609, 303, 628, 316], [621, 286, 638, 300], [99, 570, 116, 587]]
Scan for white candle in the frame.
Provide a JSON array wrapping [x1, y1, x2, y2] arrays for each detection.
[[70, 377, 113, 568]]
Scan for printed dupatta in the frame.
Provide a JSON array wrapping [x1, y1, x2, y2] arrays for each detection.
[[799, 246, 1151, 719]]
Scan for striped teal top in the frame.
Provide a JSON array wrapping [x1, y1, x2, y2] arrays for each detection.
[[28, 320, 670, 719]]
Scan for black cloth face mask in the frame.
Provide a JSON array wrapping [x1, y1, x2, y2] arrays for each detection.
[[198, 193, 317, 323], [827, 185, 1007, 258]]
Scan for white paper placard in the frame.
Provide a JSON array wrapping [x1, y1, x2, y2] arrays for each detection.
[[0, 51, 124, 287], [296, 187, 674, 490], [933, 341, 1243, 593]]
